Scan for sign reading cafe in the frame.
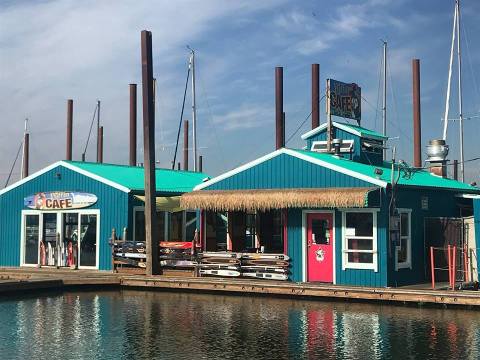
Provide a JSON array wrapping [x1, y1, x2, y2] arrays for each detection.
[[24, 192, 98, 210], [327, 79, 361, 122]]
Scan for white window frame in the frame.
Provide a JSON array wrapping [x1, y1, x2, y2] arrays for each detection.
[[341, 209, 379, 272], [395, 209, 412, 270], [310, 139, 354, 153], [20, 209, 100, 270]]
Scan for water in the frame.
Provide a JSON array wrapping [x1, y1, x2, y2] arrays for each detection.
[[0, 290, 479, 360]]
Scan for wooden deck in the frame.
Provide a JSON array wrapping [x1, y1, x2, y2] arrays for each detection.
[[0, 268, 479, 308]]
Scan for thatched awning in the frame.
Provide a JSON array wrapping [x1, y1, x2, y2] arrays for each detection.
[[180, 188, 375, 211]]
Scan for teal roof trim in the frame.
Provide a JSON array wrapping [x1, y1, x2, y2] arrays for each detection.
[[66, 161, 208, 193], [291, 149, 480, 192]]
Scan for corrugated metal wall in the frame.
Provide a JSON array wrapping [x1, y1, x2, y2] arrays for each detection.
[[204, 153, 373, 191], [388, 188, 463, 286], [0, 165, 129, 270]]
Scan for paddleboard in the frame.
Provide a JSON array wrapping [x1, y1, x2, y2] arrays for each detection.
[[240, 266, 289, 273], [198, 264, 240, 271], [115, 252, 147, 259], [199, 252, 239, 259], [199, 269, 241, 277], [200, 258, 241, 265], [160, 260, 197, 267], [242, 259, 289, 267], [159, 241, 193, 249], [240, 253, 290, 261], [242, 272, 289, 281]]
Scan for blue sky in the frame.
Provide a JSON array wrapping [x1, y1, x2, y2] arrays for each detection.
[[1, 0, 479, 185]]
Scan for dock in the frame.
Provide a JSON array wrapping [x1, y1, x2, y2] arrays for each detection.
[[0, 268, 479, 308]]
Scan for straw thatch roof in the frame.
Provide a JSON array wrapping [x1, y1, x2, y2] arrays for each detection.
[[180, 188, 374, 211]]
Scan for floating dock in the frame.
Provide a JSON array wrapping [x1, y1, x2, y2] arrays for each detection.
[[0, 268, 479, 308]]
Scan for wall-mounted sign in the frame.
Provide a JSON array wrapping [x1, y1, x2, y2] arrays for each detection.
[[327, 79, 361, 122], [421, 196, 429, 210], [24, 192, 97, 210]]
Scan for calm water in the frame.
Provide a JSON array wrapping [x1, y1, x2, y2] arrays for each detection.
[[0, 290, 479, 359]]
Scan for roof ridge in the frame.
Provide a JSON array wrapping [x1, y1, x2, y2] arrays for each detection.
[[66, 160, 206, 175]]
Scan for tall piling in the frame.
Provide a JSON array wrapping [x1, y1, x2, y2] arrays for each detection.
[[141, 30, 159, 275], [98, 126, 103, 164], [275, 67, 284, 149], [129, 84, 137, 166], [66, 99, 73, 160], [312, 64, 319, 129], [22, 133, 29, 178], [412, 59, 422, 168]]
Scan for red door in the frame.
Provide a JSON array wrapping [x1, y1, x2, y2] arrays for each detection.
[[307, 213, 334, 282]]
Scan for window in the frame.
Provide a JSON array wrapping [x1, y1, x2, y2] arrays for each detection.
[[396, 210, 411, 270], [342, 210, 377, 271]]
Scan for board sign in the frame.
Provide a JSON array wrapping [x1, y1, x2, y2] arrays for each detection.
[[328, 79, 361, 121], [24, 192, 97, 210]]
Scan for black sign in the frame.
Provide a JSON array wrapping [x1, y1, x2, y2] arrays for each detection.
[[328, 79, 361, 122]]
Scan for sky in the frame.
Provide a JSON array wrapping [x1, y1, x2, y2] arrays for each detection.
[[1, 0, 480, 186]]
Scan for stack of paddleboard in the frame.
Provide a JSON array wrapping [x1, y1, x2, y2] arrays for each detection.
[[159, 242, 196, 268], [113, 241, 147, 268], [240, 253, 290, 281], [197, 252, 241, 277]]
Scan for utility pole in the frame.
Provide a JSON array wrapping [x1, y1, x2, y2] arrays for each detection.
[[456, 0, 465, 182], [188, 47, 198, 172], [382, 40, 387, 160]]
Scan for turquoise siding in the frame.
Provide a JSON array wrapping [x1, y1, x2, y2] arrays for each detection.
[[0, 165, 129, 270], [204, 153, 373, 191], [286, 206, 387, 286]]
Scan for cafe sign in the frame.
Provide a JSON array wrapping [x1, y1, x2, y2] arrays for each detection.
[[327, 79, 361, 122], [24, 192, 97, 210]]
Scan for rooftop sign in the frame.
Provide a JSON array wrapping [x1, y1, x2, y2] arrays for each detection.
[[327, 79, 361, 122]]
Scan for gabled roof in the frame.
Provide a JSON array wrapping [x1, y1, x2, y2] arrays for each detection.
[[0, 160, 209, 196], [301, 121, 388, 141], [195, 148, 480, 193]]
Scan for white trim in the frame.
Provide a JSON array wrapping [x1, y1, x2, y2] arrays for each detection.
[[341, 209, 379, 272], [20, 210, 41, 267], [77, 209, 100, 270], [194, 148, 387, 191], [395, 209, 412, 270], [0, 161, 130, 196], [301, 210, 336, 284], [300, 121, 388, 141], [456, 193, 480, 199], [61, 162, 130, 193], [194, 149, 285, 190]]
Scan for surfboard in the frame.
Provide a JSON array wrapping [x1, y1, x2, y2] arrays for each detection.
[[114, 252, 147, 259], [199, 252, 239, 259], [242, 272, 289, 281], [159, 241, 193, 249], [199, 269, 241, 277], [200, 258, 241, 265], [240, 266, 289, 273], [198, 264, 240, 271], [160, 260, 197, 267]]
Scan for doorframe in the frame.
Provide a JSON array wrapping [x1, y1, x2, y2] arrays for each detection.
[[19, 209, 100, 270], [302, 210, 336, 284], [20, 209, 41, 267]]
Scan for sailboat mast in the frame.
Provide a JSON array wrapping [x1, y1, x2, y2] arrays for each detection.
[[442, 3, 457, 141], [456, 0, 465, 182], [189, 48, 198, 172], [382, 41, 387, 160]]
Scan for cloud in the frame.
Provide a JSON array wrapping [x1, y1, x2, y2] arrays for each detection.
[[211, 105, 271, 131]]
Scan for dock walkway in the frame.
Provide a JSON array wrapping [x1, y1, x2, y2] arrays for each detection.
[[0, 268, 479, 308]]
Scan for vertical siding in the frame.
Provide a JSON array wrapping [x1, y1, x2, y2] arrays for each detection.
[[335, 207, 388, 288], [0, 165, 129, 270], [287, 209, 303, 282], [388, 188, 463, 286], [205, 153, 373, 191]]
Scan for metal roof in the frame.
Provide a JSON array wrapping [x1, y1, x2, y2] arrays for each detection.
[[195, 148, 480, 193], [67, 161, 209, 193], [292, 149, 479, 192], [301, 121, 388, 141]]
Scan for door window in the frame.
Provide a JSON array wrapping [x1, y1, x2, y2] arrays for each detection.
[[311, 218, 330, 245], [63, 213, 78, 267], [79, 214, 97, 267], [42, 213, 58, 266], [24, 214, 39, 265]]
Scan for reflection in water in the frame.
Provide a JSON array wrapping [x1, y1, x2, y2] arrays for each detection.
[[0, 290, 480, 359]]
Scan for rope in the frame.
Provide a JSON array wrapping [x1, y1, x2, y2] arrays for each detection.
[[4, 140, 24, 188], [171, 66, 190, 169], [82, 103, 99, 159]]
